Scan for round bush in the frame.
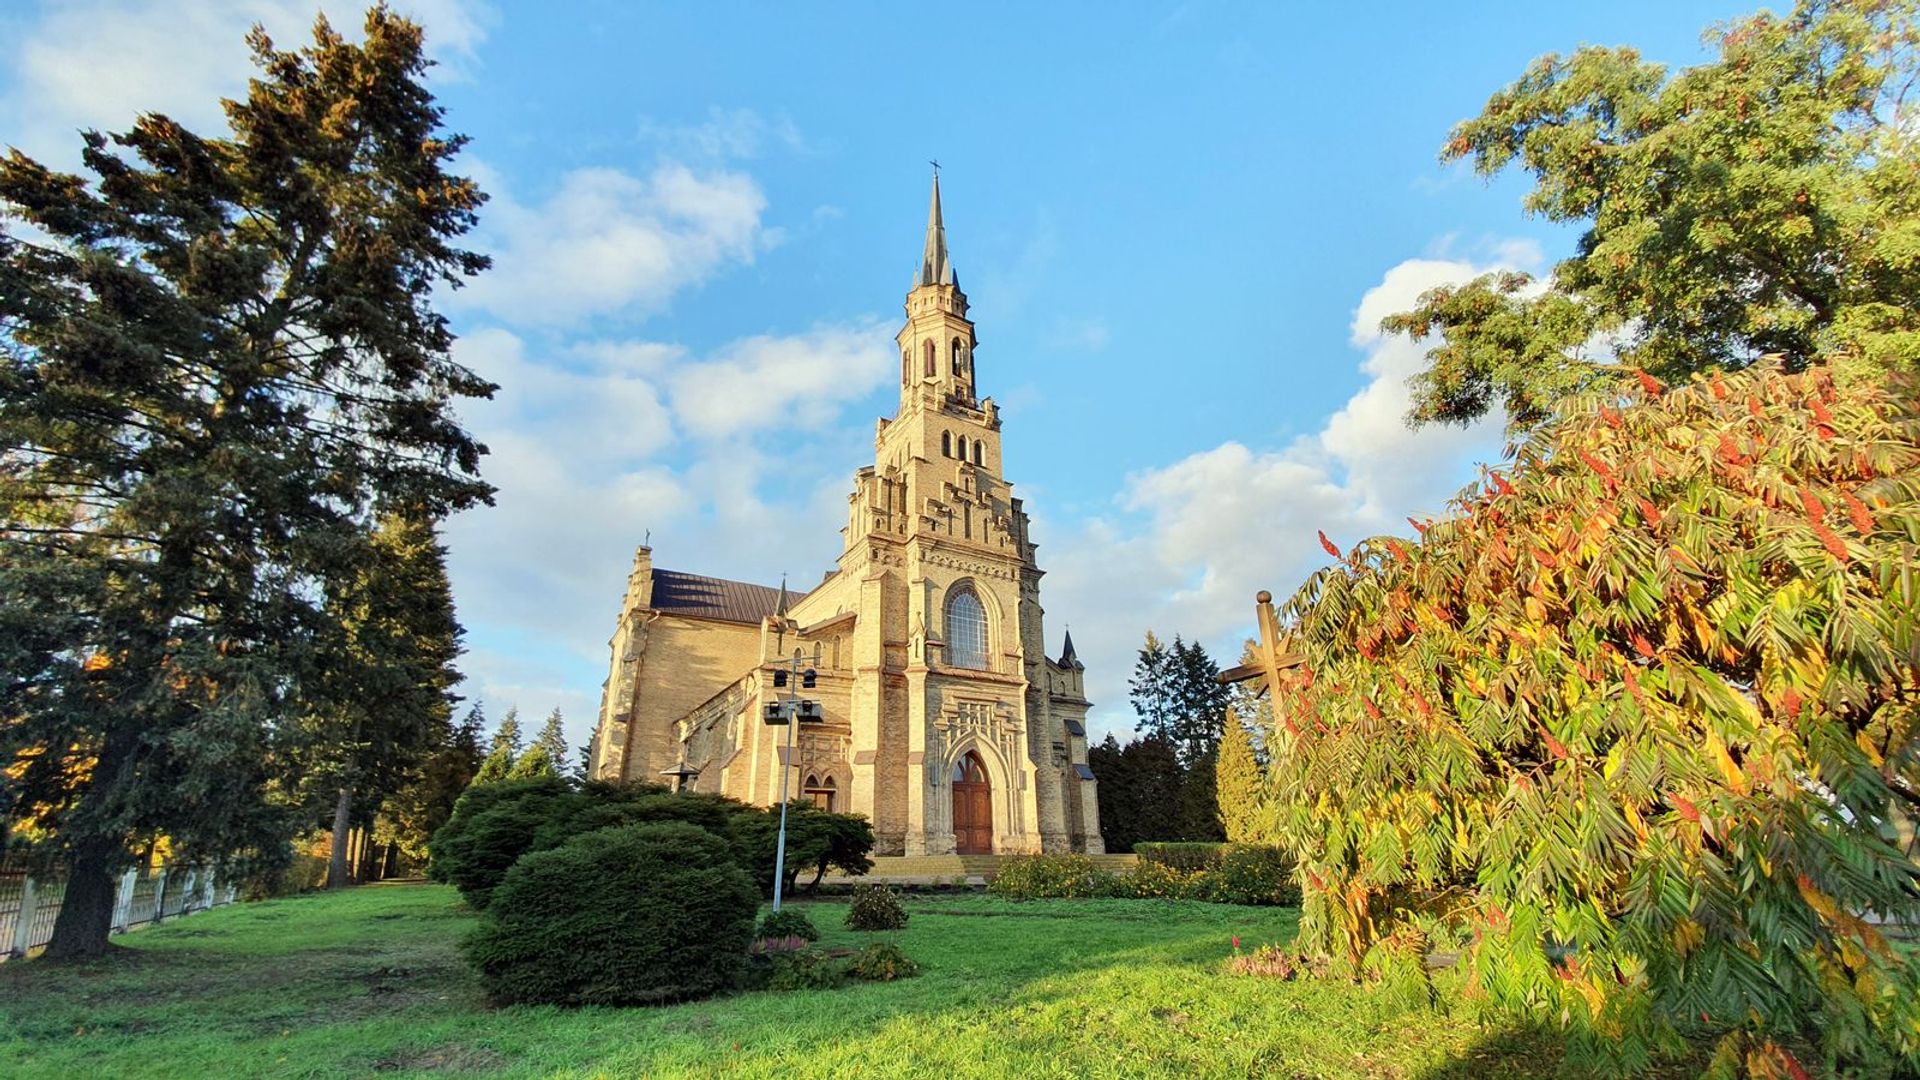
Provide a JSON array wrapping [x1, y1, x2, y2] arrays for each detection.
[[1194, 845, 1298, 906], [428, 776, 574, 908], [756, 907, 819, 942], [987, 854, 1122, 900], [462, 822, 758, 1005], [844, 884, 908, 931]]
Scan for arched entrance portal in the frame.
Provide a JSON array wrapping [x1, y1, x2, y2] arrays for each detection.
[[952, 752, 992, 854]]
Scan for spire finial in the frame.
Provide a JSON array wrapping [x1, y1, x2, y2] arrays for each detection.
[[775, 573, 791, 618]]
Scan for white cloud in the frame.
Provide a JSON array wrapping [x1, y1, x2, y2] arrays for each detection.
[[443, 321, 889, 752], [669, 320, 895, 441], [1047, 250, 1538, 739], [0, 0, 490, 168], [636, 106, 806, 162], [454, 165, 772, 327]]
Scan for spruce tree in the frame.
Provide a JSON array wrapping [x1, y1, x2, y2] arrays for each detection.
[[0, 11, 493, 956], [533, 709, 568, 767]]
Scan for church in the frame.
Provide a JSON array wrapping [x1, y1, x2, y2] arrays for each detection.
[[586, 176, 1104, 856]]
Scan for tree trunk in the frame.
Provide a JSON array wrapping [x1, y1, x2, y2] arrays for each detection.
[[328, 788, 353, 889], [43, 837, 119, 959]]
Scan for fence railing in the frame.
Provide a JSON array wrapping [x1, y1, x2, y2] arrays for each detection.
[[0, 857, 238, 960]]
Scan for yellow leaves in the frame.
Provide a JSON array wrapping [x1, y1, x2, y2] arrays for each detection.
[[1854, 729, 1884, 767], [1796, 873, 1839, 921], [82, 652, 113, 672], [1672, 917, 1706, 957], [1706, 726, 1749, 795]]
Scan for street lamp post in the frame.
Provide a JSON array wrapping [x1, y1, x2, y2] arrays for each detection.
[[761, 643, 823, 912]]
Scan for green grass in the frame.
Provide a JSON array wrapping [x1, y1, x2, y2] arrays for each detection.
[[0, 882, 1606, 1078]]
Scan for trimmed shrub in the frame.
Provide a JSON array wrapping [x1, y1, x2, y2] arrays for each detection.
[[766, 948, 843, 991], [1117, 857, 1197, 900], [1134, 842, 1228, 873], [756, 907, 819, 943], [1192, 845, 1298, 906], [987, 854, 1122, 900], [846, 942, 918, 981], [462, 822, 758, 1005], [845, 884, 908, 930], [428, 775, 573, 909]]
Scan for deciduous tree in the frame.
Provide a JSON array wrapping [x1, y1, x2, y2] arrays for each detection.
[[1389, 0, 1920, 430]]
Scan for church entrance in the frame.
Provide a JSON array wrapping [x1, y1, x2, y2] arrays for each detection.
[[952, 752, 992, 854]]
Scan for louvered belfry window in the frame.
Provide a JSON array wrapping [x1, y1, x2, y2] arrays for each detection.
[[945, 585, 989, 670]]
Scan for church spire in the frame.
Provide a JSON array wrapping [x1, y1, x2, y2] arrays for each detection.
[[915, 168, 955, 288], [1060, 628, 1083, 670]]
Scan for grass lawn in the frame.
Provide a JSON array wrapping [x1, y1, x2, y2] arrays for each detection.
[[0, 882, 1624, 1079]]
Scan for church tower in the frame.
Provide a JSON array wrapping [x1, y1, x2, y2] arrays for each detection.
[[590, 172, 1102, 858]]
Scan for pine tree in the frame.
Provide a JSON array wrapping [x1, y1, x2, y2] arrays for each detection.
[[1215, 709, 1265, 843], [491, 708, 523, 757], [0, 11, 493, 957]]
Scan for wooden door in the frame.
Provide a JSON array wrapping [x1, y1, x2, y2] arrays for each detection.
[[951, 753, 993, 854]]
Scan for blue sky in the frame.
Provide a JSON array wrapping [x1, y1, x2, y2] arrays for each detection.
[[0, 0, 1755, 750]]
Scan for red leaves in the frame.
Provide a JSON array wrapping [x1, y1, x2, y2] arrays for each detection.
[[1600, 405, 1624, 429], [1636, 370, 1664, 396], [1363, 699, 1383, 720], [1578, 449, 1616, 485], [1781, 687, 1802, 718], [1386, 538, 1410, 563], [1710, 372, 1729, 401], [1632, 632, 1657, 659], [1670, 793, 1701, 824], [1623, 665, 1646, 706], [1809, 397, 1834, 424], [1717, 433, 1751, 467], [1492, 473, 1515, 497], [1842, 491, 1874, 535], [1318, 530, 1342, 559], [1636, 498, 1663, 526], [1747, 394, 1764, 419], [1814, 523, 1849, 562], [1408, 517, 1428, 535], [1798, 486, 1824, 523], [1538, 723, 1569, 760]]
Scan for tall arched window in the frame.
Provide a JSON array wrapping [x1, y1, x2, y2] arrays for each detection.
[[973, 441, 983, 466], [901, 349, 909, 385], [941, 431, 952, 457], [957, 435, 968, 461], [945, 584, 989, 670], [923, 340, 935, 377], [951, 338, 964, 376]]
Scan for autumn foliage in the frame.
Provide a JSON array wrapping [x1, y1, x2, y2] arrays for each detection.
[[1267, 363, 1919, 1073]]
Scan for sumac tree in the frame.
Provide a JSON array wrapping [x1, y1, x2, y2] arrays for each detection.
[[1269, 363, 1919, 1075]]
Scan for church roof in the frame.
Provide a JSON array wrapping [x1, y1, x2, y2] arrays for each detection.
[[649, 568, 787, 625]]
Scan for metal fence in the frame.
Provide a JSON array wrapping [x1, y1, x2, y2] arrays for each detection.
[[0, 857, 238, 960]]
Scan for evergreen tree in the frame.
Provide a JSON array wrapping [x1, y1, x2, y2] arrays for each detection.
[[1215, 709, 1265, 843], [533, 709, 568, 768], [1177, 749, 1225, 842], [491, 707, 523, 757], [506, 744, 560, 781], [305, 513, 465, 889], [0, 11, 493, 957], [1127, 632, 1174, 740], [381, 702, 486, 865]]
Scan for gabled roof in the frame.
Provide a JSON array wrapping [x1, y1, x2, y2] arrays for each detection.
[[650, 568, 786, 625]]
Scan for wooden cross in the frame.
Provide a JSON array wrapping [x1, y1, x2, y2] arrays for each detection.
[[1217, 589, 1305, 695]]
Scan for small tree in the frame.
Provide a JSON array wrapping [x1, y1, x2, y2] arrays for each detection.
[[506, 744, 560, 780], [470, 707, 521, 786]]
